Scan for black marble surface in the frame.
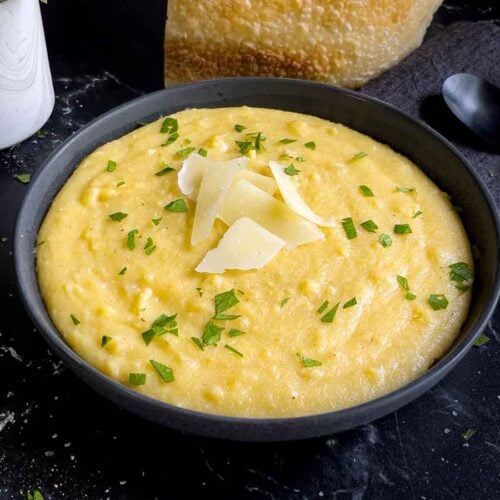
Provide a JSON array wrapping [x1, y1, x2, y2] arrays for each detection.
[[1, 2, 499, 499]]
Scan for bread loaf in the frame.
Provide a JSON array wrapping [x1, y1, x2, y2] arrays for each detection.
[[164, 0, 442, 89]]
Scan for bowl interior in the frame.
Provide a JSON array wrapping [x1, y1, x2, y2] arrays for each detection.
[[15, 78, 500, 441]]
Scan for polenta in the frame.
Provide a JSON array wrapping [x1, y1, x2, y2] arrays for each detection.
[[37, 107, 473, 417]]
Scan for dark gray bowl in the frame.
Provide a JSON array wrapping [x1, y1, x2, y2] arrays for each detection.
[[15, 78, 500, 441]]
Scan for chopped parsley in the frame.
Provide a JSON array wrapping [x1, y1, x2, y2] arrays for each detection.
[[429, 294, 448, 310], [198, 148, 208, 157], [35, 129, 47, 138], [152, 217, 162, 226], [70, 314, 80, 326], [359, 185, 374, 197], [395, 187, 416, 193], [279, 138, 297, 144], [106, 160, 117, 172], [116, 181, 126, 187], [295, 156, 305, 162], [144, 237, 156, 255], [234, 124, 246, 132], [165, 199, 188, 212], [297, 353, 322, 367], [473, 333, 490, 347], [413, 211, 423, 218], [118, 266, 127, 275], [228, 328, 245, 337], [349, 152, 368, 162], [161, 132, 179, 147], [280, 297, 290, 308], [449, 262, 474, 292], [284, 164, 300, 176], [379, 233, 392, 247], [397, 275, 409, 291], [160, 117, 178, 134], [361, 220, 378, 233], [191, 337, 204, 351], [101, 335, 112, 347], [461, 428, 477, 441], [321, 302, 339, 323], [304, 141, 316, 150], [213, 289, 240, 320], [129, 373, 146, 386], [155, 165, 175, 176], [202, 321, 224, 346], [224, 344, 243, 357], [343, 297, 357, 308], [127, 229, 138, 250], [175, 147, 196, 159], [196, 287, 203, 297], [405, 292, 417, 300], [150, 359, 174, 383], [26, 489, 44, 500], [15, 173, 31, 184], [236, 140, 253, 154], [109, 212, 128, 222], [142, 314, 178, 345], [394, 224, 412, 234], [317, 300, 329, 314], [342, 217, 357, 239]]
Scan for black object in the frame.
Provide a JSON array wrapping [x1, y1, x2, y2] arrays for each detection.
[[442, 73, 500, 147], [14, 77, 500, 442]]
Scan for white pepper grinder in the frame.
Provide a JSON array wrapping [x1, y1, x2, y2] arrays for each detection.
[[0, 0, 54, 149]]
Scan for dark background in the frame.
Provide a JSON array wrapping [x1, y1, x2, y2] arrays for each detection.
[[1, 1, 499, 499]]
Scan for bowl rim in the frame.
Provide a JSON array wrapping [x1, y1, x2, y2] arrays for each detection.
[[14, 77, 500, 437]]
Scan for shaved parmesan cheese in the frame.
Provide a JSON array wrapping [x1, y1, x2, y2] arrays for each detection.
[[178, 153, 272, 199], [196, 217, 285, 273], [191, 158, 246, 245], [269, 161, 334, 227], [177, 153, 211, 199], [219, 179, 324, 249], [236, 171, 277, 195]]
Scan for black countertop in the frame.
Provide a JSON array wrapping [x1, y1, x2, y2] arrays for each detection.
[[1, 2, 499, 499]]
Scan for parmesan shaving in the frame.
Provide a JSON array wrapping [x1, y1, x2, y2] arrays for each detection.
[[219, 179, 324, 249], [196, 217, 285, 273], [268, 161, 334, 227]]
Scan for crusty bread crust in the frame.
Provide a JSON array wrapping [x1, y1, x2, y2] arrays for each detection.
[[164, 0, 442, 88]]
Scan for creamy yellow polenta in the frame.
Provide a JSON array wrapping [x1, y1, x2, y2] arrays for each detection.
[[37, 107, 472, 417]]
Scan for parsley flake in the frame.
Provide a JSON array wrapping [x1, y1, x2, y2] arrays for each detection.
[[473, 333, 490, 347], [397, 275, 409, 291], [228, 328, 245, 337], [129, 373, 146, 386], [161, 132, 179, 147], [321, 302, 339, 322], [461, 428, 477, 441], [144, 237, 156, 255], [213, 289, 240, 320], [175, 147, 196, 159], [202, 321, 224, 346], [15, 173, 31, 184], [150, 359, 174, 383], [279, 138, 297, 144], [394, 224, 412, 234], [361, 220, 378, 233], [118, 266, 127, 275], [165, 199, 187, 212], [343, 297, 357, 308], [101, 335, 112, 347], [349, 152, 368, 162], [109, 212, 128, 222], [304, 141, 316, 150], [359, 185, 374, 197], [449, 262, 474, 292], [198, 148, 208, 157], [160, 117, 178, 134], [284, 164, 300, 176], [152, 217, 162, 226], [234, 124, 246, 132], [27, 489, 44, 500], [317, 300, 329, 314], [224, 344, 244, 357], [127, 229, 138, 250], [429, 294, 448, 310], [342, 217, 357, 239], [155, 165, 175, 176], [70, 314, 80, 326], [413, 211, 423, 218], [297, 353, 322, 367], [405, 292, 417, 300], [106, 160, 117, 172], [280, 297, 290, 308], [379, 233, 392, 247]]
